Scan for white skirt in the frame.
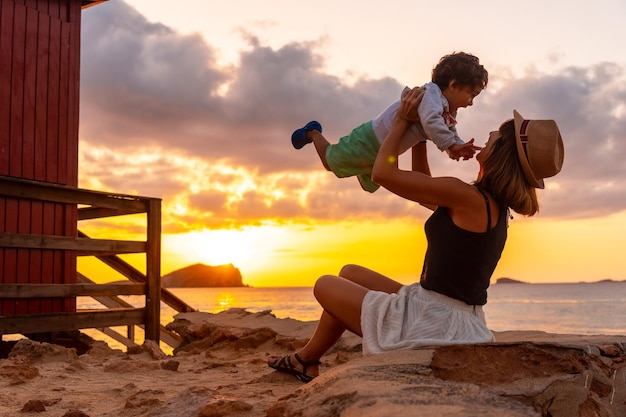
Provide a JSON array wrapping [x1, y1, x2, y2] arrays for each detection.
[[361, 283, 495, 355]]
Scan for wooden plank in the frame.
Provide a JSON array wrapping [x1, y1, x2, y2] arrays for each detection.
[[78, 207, 146, 221], [46, 12, 60, 183], [0, 308, 146, 334], [9, 2, 26, 178], [48, 0, 60, 19], [0, 233, 146, 254], [3, 199, 19, 314], [0, 283, 145, 298], [145, 198, 161, 342], [29, 198, 44, 313], [34, 11, 50, 181], [77, 273, 135, 309], [58, 17, 70, 184], [76, 274, 181, 348], [40, 216, 55, 314], [59, 0, 69, 22], [81, 1, 108, 10], [0, 198, 5, 313], [24, 0, 38, 10], [52, 203, 63, 312], [98, 327, 139, 348], [0, 175, 150, 212], [88, 253, 147, 282], [0, 1, 13, 176], [65, 2, 79, 186], [0, 2, 9, 315], [34, 0, 49, 15], [22, 5, 38, 180], [16, 199, 31, 315]]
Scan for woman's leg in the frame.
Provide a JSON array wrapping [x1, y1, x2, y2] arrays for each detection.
[[338, 264, 403, 294], [295, 267, 402, 364], [268, 274, 369, 377], [268, 265, 402, 379]]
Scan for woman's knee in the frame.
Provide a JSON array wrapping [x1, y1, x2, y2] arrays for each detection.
[[313, 275, 337, 299], [338, 264, 363, 279]]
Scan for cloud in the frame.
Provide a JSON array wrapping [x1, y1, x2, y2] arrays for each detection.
[[79, 1, 626, 231]]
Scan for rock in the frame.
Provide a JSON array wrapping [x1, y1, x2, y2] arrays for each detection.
[[266, 342, 626, 417], [160, 360, 180, 371], [9, 339, 78, 364], [127, 340, 168, 360], [0, 363, 39, 384], [124, 389, 165, 409], [198, 398, 254, 417], [21, 399, 46, 412], [169, 318, 277, 354], [161, 263, 245, 288]]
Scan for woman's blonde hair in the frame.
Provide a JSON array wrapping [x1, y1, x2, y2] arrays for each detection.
[[475, 119, 539, 216]]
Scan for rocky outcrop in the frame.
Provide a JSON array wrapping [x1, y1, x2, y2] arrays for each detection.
[[161, 263, 245, 287], [169, 311, 626, 417], [265, 340, 626, 417]]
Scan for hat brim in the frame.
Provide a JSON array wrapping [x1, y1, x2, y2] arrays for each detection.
[[513, 110, 544, 188]]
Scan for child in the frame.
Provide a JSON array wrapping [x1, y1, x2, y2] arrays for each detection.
[[291, 52, 487, 192]]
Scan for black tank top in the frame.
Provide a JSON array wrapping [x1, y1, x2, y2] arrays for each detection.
[[420, 187, 507, 305]]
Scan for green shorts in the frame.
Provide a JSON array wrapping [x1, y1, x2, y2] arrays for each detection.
[[325, 121, 381, 192]]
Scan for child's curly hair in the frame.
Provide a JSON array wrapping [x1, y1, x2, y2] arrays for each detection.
[[432, 52, 488, 91]]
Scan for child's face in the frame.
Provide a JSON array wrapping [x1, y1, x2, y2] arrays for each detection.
[[445, 82, 482, 112]]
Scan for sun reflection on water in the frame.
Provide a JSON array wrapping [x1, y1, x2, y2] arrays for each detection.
[[217, 292, 236, 308]]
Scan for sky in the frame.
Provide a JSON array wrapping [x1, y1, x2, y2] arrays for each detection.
[[77, 0, 626, 287]]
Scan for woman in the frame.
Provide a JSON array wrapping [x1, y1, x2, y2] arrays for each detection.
[[268, 87, 564, 383]]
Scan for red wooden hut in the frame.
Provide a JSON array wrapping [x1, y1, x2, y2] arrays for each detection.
[[0, 0, 191, 348]]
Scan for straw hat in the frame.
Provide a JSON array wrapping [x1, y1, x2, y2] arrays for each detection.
[[513, 110, 564, 189]]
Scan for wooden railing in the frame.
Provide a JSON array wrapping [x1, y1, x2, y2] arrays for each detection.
[[0, 175, 195, 348]]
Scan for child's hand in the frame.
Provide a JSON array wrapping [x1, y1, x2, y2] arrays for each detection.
[[446, 139, 482, 161]]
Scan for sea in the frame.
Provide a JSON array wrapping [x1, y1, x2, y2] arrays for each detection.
[[76, 282, 626, 349]]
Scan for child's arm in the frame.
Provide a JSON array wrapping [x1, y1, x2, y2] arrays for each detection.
[[446, 139, 481, 161]]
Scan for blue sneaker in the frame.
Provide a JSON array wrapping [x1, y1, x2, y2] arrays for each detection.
[[291, 121, 322, 149]]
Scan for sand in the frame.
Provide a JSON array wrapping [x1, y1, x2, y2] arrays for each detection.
[[0, 308, 624, 417]]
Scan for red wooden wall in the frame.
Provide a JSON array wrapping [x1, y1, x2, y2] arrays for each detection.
[[0, 0, 82, 315]]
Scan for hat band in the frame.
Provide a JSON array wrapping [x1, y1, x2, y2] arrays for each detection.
[[519, 119, 530, 161]]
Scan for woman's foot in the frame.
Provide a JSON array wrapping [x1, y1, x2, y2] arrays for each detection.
[[291, 121, 322, 149], [267, 352, 321, 383]]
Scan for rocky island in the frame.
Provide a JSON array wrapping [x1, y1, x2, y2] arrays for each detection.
[[161, 263, 246, 288]]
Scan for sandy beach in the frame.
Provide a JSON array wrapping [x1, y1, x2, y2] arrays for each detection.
[[1, 308, 625, 417]]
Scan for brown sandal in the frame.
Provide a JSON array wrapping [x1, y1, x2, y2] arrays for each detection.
[[268, 353, 321, 383]]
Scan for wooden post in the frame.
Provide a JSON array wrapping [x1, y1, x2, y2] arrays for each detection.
[[144, 198, 162, 343]]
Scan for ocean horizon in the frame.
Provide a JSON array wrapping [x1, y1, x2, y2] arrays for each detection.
[[158, 281, 626, 335], [73, 281, 626, 349]]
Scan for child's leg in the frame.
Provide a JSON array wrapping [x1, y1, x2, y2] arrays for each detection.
[[292, 121, 331, 171], [308, 130, 331, 171]]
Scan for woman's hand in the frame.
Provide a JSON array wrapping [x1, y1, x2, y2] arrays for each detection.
[[397, 86, 425, 123]]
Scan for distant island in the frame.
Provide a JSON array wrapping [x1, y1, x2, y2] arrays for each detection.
[[161, 263, 247, 288], [494, 277, 529, 284], [494, 277, 625, 285]]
